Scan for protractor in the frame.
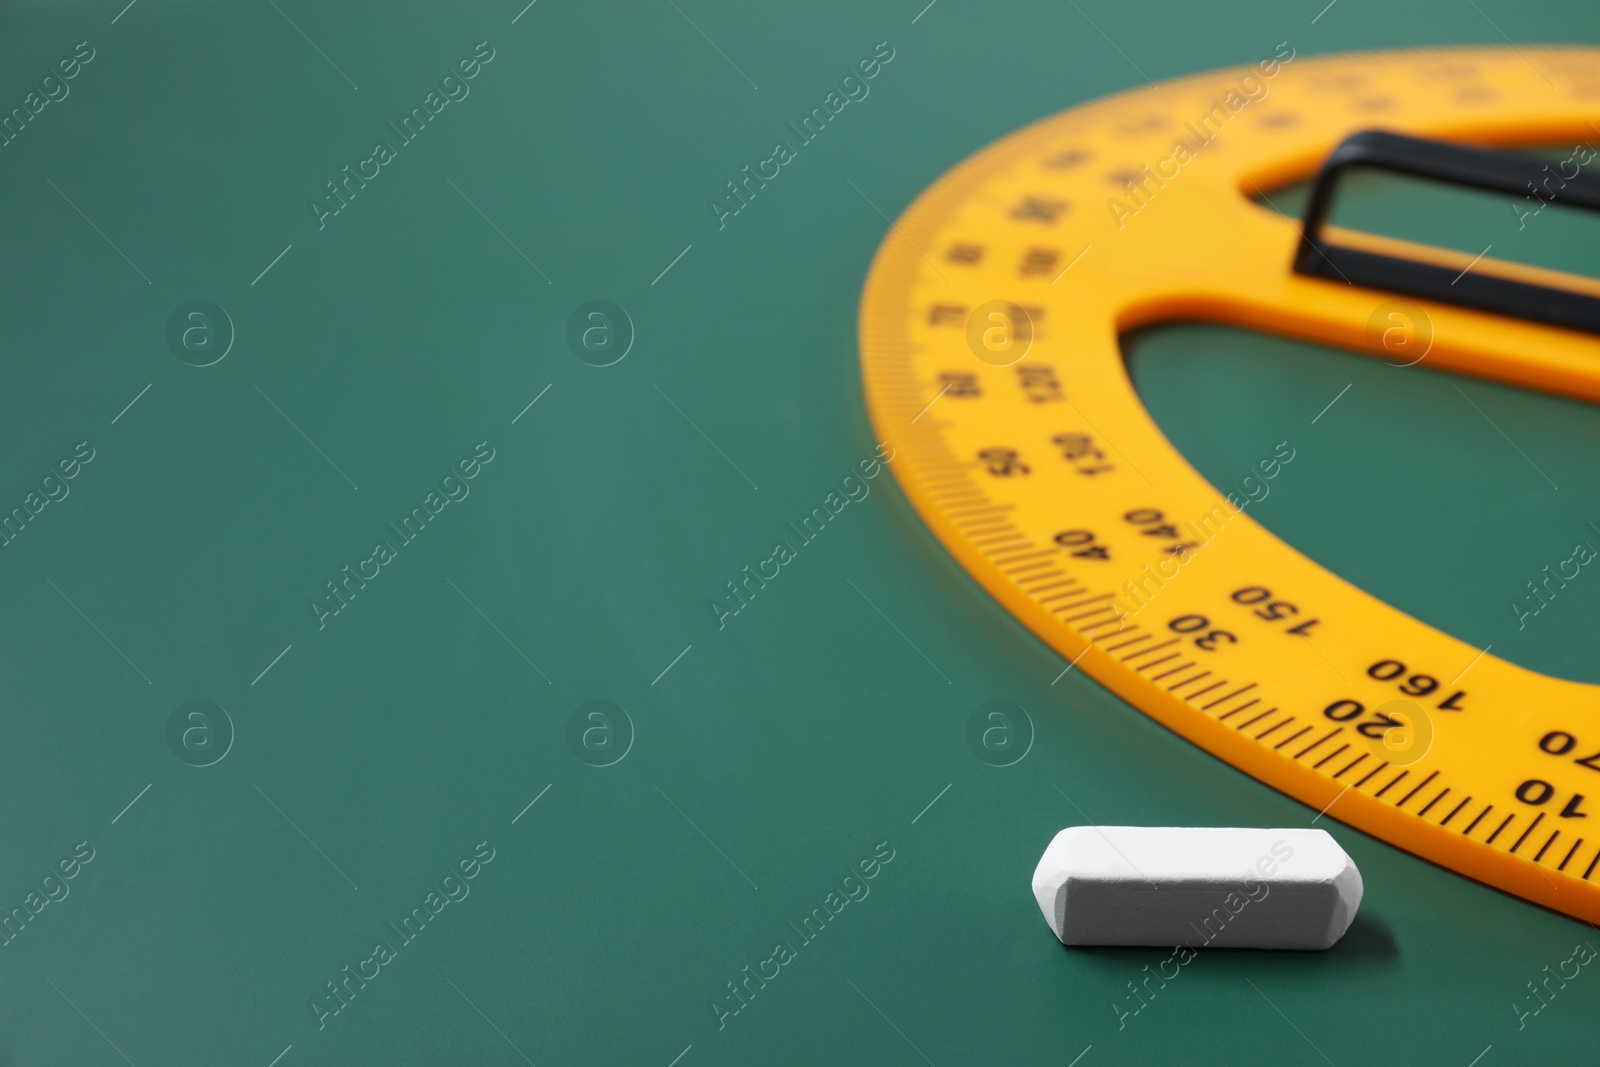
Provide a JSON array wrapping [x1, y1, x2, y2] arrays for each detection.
[[858, 46, 1600, 922]]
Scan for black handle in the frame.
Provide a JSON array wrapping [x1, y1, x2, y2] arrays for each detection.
[[1293, 129, 1600, 336]]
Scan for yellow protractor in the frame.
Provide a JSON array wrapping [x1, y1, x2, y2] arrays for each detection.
[[858, 46, 1600, 922]]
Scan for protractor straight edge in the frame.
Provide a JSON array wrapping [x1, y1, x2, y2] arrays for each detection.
[[859, 46, 1600, 923]]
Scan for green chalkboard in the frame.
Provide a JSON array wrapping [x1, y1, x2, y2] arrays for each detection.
[[0, 1, 1596, 1064]]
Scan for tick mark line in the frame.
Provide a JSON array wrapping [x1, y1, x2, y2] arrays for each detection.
[[845, 177, 950, 283], [1051, 643, 1095, 685], [445, 178, 552, 283], [1244, 977, 1336, 1067], [845, 978, 937, 1067], [1310, 0, 1337, 23], [651, 243, 693, 286], [252, 644, 293, 686], [664, 0, 758, 90], [253, 782, 359, 890], [911, 0, 937, 23], [1311, 383, 1352, 424], [45, 177, 151, 284], [446, 578, 552, 683], [512, 783, 553, 825], [1450, 644, 1492, 685], [266, 1045, 293, 1067], [652, 382, 759, 489], [46, 979, 137, 1067], [911, 783, 952, 825], [1067, 1046, 1093, 1067], [111, 0, 139, 24], [252, 244, 293, 285], [112, 783, 152, 825], [446, 978, 536, 1066], [111, 383, 152, 424], [45, 577, 151, 684], [1050, 244, 1093, 284], [1311, 781, 1351, 824], [667, 1046, 693, 1067], [910, 383, 952, 424], [1466, 1046, 1492, 1067], [252, 383, 360, 490], [511, 0, 539, 23], [846, 577, 951, 684], [1450, 243, 1492, 285], [1451, 383, 1558, 490], [266, 0, 358, 89], [653, 781, 760, 890], [512, 383, 553, 424], [652, 644, 693, 686]]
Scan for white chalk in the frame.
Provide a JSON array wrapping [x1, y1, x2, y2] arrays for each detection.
[[1032, 826, 1362, 950]]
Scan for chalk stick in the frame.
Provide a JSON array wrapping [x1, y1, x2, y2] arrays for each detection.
[[1031, 826, 1362, 950]]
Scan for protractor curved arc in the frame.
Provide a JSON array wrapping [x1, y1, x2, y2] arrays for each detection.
[[859, 46, 1600, 922]]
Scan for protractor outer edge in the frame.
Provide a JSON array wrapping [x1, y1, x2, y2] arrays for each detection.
[[858, 46, 1600, 924]]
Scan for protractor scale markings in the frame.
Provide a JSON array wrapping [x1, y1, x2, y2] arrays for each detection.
[[859, 48, 1600, 921]]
